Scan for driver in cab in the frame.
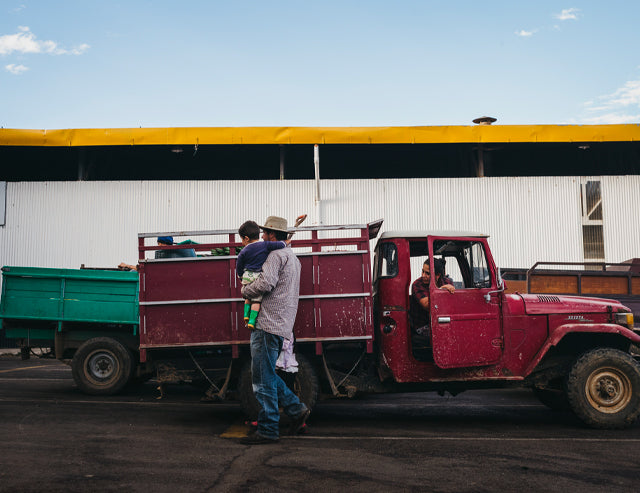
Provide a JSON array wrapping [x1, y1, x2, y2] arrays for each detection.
[[410, 258, 455, 340]]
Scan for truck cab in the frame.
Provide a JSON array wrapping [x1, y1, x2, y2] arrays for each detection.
[[373, 231, 640, 428], [374, 231, 504, 382]]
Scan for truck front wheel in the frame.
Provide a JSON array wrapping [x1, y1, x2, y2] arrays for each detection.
[[71, 337, 132, 395], [566, 348, 640, 429], [238, 353, 319, 420]]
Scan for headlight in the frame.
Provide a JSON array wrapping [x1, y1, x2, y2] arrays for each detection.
[[615, 312, 634, 330]]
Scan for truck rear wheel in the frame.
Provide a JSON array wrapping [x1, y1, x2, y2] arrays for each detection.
[[71, 337, 132, 395], [566, 348, 640, 429], [238, 353, 319, 420]]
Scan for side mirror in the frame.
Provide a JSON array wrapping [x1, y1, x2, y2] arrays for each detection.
[[484, 268, 505, 303]]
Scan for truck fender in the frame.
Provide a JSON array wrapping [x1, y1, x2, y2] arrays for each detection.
[[523, 323, 640, 377]]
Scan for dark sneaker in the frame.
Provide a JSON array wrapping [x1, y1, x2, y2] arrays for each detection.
[[288, 408, 310, 435], [239, 432, 279, 445], [244, 419, 308, 435]]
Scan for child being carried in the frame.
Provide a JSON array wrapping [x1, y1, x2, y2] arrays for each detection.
[[236, 220, 291, 329]]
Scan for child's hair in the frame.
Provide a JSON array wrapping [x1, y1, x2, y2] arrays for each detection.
[[239, 220, 260, 240]]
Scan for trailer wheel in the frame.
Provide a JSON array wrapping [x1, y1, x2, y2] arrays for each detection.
[[72, 337, 132, 395], [566, 348, 640, 429], [238, 353, 319, 420]]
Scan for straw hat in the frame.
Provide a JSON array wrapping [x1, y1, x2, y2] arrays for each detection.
[[259, 216, 289, 233]]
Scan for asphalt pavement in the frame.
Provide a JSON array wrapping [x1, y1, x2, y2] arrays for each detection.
[[1, 354, 638, 493]]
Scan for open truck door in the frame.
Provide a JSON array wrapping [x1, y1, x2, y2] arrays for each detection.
[[429, 237, 503, 369]]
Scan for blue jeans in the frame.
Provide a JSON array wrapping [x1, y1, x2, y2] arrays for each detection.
[[250, 329, 307, 439]]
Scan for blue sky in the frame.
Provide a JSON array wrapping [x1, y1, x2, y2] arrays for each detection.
[[1, 1, 639, 129]]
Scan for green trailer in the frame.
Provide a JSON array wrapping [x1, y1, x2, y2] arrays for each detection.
[[0, 266, 140, 394]]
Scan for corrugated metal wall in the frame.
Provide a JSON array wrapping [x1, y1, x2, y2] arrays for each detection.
[[601, 175, 640, 263], [0, 176, 638, 274]]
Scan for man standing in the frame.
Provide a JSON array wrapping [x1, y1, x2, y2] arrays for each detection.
[[239, 216, 309, 444]]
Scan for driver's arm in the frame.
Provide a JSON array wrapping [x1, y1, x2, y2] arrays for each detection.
[[418, 295, 429, 310]]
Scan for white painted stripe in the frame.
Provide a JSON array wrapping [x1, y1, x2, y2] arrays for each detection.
[[299, 293, 370, 299], [0, 377, 71, 382], [0, 397, 238, 407], [140, 297, 240, 306], [294, 436, 640, 442], [140, 291, 372, 306], [0, 394, 546, 409]]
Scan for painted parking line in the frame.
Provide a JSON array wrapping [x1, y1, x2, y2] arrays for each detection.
[[0, 365, 49, 374], [0, 377, 71, 382], [218, 432, 640, 443], [0, 397, 238, 408], [295, 436, 640, 442]]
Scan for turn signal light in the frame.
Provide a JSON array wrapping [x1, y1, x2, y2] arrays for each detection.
[[615, 312, 634, 330]]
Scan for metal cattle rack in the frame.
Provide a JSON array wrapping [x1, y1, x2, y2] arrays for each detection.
[[136, 220, 383, 362]]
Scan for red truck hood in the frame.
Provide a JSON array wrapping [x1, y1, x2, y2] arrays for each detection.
[[518, 293, 626, 315]]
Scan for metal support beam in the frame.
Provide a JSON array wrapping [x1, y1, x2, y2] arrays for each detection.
[[77, 148, 87, 181], [476, 145, 485, 178], [314, 144, 322, 223], [279, 144, 285, 180]]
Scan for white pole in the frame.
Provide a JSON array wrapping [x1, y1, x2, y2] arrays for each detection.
[[314, 144, 322, 224]]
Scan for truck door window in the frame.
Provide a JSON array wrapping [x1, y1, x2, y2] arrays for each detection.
[[466, 242, 491, 288], [377, 243, 398, 279], [432, 240, 491, 289], [444, 259, 464, 288]]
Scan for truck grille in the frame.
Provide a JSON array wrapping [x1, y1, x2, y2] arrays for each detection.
[[537, 295, 561, 303]]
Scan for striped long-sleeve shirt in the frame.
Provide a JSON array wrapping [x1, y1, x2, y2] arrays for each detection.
[[241, 247, 301, 340]]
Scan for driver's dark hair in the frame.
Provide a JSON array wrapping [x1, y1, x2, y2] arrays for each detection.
[[264, 228, 288, 242], [424, 257, 446, 276]]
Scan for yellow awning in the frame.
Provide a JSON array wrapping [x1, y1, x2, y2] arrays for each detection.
[[1, 124, 639, 147]]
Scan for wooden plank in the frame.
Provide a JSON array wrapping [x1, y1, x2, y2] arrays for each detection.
[[582, 276, 628, 295], [632, 277, 640, 296], [504, 279, 527, 294], [529, 275, 578, 294]]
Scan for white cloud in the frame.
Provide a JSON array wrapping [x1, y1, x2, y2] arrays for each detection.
[[5, 63, 28, 74], [518, 8, 579, 38], [589, 80, 640, 110], [69, 43, 90, 55], [554, 8, 580, 21], [582, 113, 640, 125], [0, 26, 89, 56], [0, 27, 40, 54], [11, 5, 26, 13], [582, 79, 640, 124]]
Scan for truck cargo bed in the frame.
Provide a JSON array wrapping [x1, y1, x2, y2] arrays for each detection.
[[0, 266, 139, 342]]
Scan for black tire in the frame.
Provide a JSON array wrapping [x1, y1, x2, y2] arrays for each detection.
[[71, 337, 133, 395], [566, 348, 640, 429], [238, 353, 319, 420], [532, 387, 570, 412]]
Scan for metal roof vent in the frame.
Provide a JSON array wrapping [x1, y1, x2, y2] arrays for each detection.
[[472, 116, 497, 125]]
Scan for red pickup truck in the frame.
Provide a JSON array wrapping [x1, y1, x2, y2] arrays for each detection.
[[5, 220, 640, 429]]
